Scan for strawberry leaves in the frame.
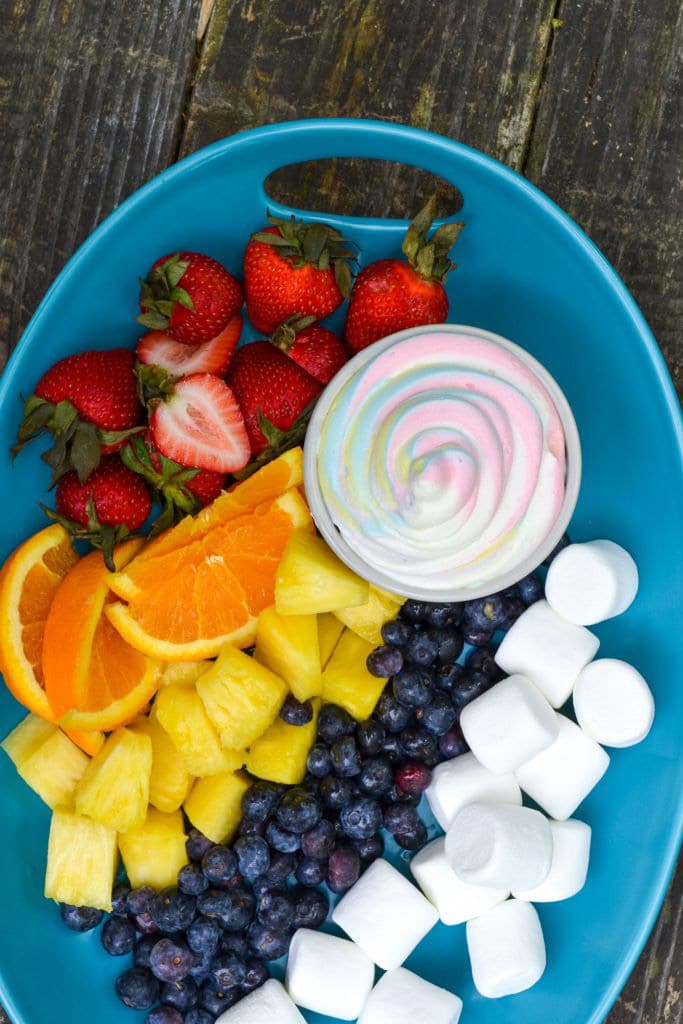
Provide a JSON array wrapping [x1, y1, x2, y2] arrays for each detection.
[[252, 214, 357, 297], [138, 253, 195, 331], [120, 435, 202, 536], [233, 400, 317, 481], [41, 499, 130, 572], [402, 195, 464, 283]]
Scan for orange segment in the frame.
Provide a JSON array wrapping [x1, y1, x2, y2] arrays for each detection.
[[0, 525, 78, 719]]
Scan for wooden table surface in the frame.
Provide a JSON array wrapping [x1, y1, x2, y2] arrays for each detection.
[[0, 1, 681, 1021]]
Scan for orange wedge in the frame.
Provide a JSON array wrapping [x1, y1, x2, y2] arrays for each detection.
[[107, 488, 313, 661], [0, 525, 78, 720], [42, 540, 161, 731]]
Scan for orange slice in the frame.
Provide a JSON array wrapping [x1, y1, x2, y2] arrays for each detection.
[[0, 525, 78, 719], [42, 540, 161, 731], [107, 488, 312, 661]]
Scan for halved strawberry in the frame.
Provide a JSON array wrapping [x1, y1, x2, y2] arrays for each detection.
[[150, 373, 250, 474], [136, 315, 242, 377]]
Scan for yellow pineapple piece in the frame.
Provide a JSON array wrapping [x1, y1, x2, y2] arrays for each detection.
[[322, 630, 387, 720], [118, 807, 188, 890], [130, 714, 193, 813], [184, 771, 251, 844], [317, 614, 345, 667], [334, 585, 404, 647], [45, 809, 118, 911], [74, 727, 152, 833], [159, 661, 211, 687], [246, 700, 320, 785], [255, 606, 322, 702], [197, 646, 287, 750], [275, 531, 369, 615], [2, 716, 89, 809], [154, 684, 244, 776], [1, 714, 55, 765]]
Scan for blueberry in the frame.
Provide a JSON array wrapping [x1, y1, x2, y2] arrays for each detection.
[[428, 626, 464, 665], [394, 761, 432, 796], [353, 832, 385, 863], [462, 626, 494, 647], [404, 631, 439, 668], [306, 742, 332, 777], [116, 966, 160, 1010], [295, 855, 327, 887], [127, 886, 156, 917], [199, 979, 241, 1015], [276, 787, 322, 833], [330, 735, 362, 777], [435, 663, 464, 692], [317, 703, 355, 743], [160, 977, 199, 1012], [499, 596, 526, 629], [186, 829, 213, 863], [291, 886, 329, 929], [381, 618, 414, 647], [186, 916, 221, 957], [150, 938, 196, 983], [197, 889, 254, 931], [516, 572, 544, 605], [246, 921, 292, 960], [357, 756, 393, 796], [238, 817, 266, 838], [265, 819, 301, 853], [59, 904, 103, 932], [392, 667, 433, 708], [463, 596, 498, 632], [439, 724, 469, 759], [366, 644, 403, 677], [147, 1005, 184, 1024], [543, 533, 570, 566], [188, 951, 213, 983], [340, 797, 383, 840], [135, 935, 158, 968], [178, 862, 209, 896], [465, 646, 501, 680], [211, 954, 247, 989], [395, 821, 428, 850], [327, 845, 361, 894], [219, 932, 250, 958], [279, 695, 314, 725], [356, 719, 385, 756], [451, 672, 490, 708], [263, 850, 297, 886], [375, 688, 414, 731], [111, 880, 131, 916], [241, 781, 282, 824], [383, 803, 421, 836], [185, 1010, 214, 1024], [252, 878, 275, 900], [319, 774, 355, 810], [426, 602, 464, 628], [400, 726, 439, 763], [302, 772, 322, 794], [101, 915, 136, 955], [234, 836, 270, 881], [151, 888, 196, 933], [242, 959, 270, 992], [381, 732, 404, 762], [133, 908, 160, 935], [416, 691, 457, 735], [301, 818, 336, 859], [401, 600, 431, 623], [201, 845, 239, 886], [256, 889, 295, 929]]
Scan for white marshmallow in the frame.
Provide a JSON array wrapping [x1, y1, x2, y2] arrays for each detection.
[[515, 713, 610, 820], [216, 979, 305, 1023], [410, 837, 508, 924], [513, 818, 592, 902], [358, 967, 463, 1024], [285, 929, 374, 1021], [426, 752, 522, 831], [545, 540, 639, 625], [332, 858, 438, 970], [466, 898, 546, 998], [445, 802, 552, 891], [573, 658, 654, 747], [460, 674, 559, 774], [495, 600, 600, 707]]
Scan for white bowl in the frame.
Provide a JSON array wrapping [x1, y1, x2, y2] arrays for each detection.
[[303, 323, 582, 602]]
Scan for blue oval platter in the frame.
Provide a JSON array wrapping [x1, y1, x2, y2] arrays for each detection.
[[0, 119, 681, 1024]]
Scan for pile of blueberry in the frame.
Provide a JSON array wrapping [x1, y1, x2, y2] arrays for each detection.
[[58, 565, 552, 1024]]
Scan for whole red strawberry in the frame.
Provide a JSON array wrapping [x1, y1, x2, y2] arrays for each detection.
[[138, 252, 243, 345], [14, 348, 143, 483], [227, 342, 323, 460], [271, 315, 349, 384], [243, 216, 355, 334], [344, 197, 463, 354]]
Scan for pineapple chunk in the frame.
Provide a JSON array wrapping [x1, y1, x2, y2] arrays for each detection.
[[246, 700, 319, 785], [255, 606, 322, 702], [159, 661, 211, 687], [130, 714, 193, 813], [184, 771, 251, 844], [8, 728, 89, 810], [318, 614, 345, 667], [45, 809, 118, 911], [322, 630, 387, 720], [334, 585, 404, 647], [118, 808, 188, 890], [154, 684, 244, 776], [275, 530, 369, 615], [1, 714, 55, 765], [197, 646, 287, 749], [74, 727, 152, 833]]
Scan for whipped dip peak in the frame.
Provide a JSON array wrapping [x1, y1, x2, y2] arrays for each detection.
[[314, 329, 571, 596]]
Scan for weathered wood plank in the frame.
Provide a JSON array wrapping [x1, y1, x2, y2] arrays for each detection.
[[0, 0, 203, 368]]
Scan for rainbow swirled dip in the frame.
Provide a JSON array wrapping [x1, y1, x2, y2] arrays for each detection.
[[310, 327, 578, 598]]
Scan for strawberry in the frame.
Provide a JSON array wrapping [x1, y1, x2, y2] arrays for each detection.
[[243, 216, 356, 334], [138, 252, 243, 345], [227, 342, 323, 468], [136, 314, 242, 377], [149, 373, 250, 474], [271, 315, 349, 384], [344, 196, 464, 354], [14, 349, 143, 484]]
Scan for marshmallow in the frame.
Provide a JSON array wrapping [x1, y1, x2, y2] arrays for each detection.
[[516, 713, 609, 820], [495, 600, 600, 707], [358, 967, 463, 1024], [573, 658, 654, 747], [466, 898, 546, 998], [332, 858, 438, 970], [445, 802, 552, 891], [411, 837, 508, 924], [545, 540, 639, 625], [513, 818, 592, 902], [216, 979, 305, 1023], [460, 674, 559, 774], [426, 752, 522, 831], [285, 929, 374, 1021]]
